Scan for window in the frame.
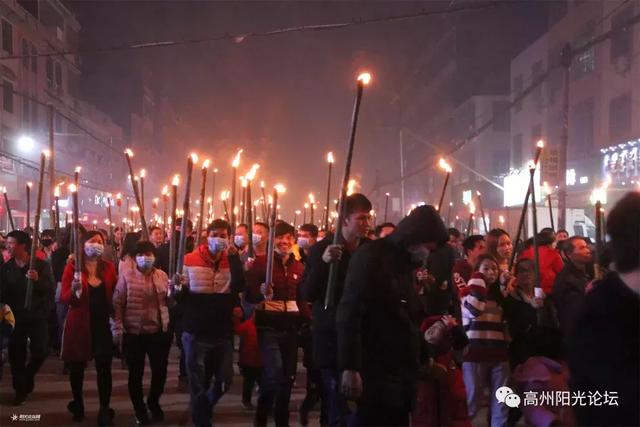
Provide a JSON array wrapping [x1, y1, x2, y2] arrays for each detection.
[[609, 93, 631, 140], [30, 44, 37, 72], [22, 98, 29, 125], [21, 39, 29, 68], [2, 80, 14, 113], [513, 74, 523, 112], [532, 60, 544, 111], [492, 101, 510, 131], [531, 124, 542, 142], [1, 19, 13, 54], [46, 57, 54, 89], [574, 21, 596, 79], [571, 98, 594, 155], [611, 6, 634, 61], [54, 62, 63, 93], [512, 134, 522, 168], [492, 150, 510, 176]]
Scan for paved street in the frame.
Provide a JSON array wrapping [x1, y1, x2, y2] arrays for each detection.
[[0, 345, 318, 427]]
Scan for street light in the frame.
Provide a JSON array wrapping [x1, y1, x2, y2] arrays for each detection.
[[17, 136, 36, 153]]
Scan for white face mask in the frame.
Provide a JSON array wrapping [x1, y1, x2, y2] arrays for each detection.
[[135, 255, 155, 271], [84, 242, 104, 258], [207, 237, 228, 255], [252, 234, 262, 245], [234, 235, 246, 248], [297, 237, 311, 250]]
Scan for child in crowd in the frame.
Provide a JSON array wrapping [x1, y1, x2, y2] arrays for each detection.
[[460, 254, 510, 427], [232, 306, 262, 410]]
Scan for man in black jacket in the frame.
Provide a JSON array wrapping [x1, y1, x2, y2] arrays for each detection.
[[337, 205, 448, 426], [552, 236, 593, 336], [0, 230, 54, 405], [567, 192, 639, 426], [302, 193, 372, 426]]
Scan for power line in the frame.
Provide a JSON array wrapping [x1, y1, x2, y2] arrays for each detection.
[[2, 86, 123, 154], [370, 11, 640, 191], [0, 149, 131, 197], [0, 2, 504, 61]]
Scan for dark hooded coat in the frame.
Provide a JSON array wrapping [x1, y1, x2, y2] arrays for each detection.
[[336, 205, 448, 410]]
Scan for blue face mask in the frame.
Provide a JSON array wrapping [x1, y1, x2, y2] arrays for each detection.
[[297, 237, 311, 250], [84, 242, 104, 258], [234, 235, 246, 248], [135, 255, 155, 271], [207, 237, 228, 255]]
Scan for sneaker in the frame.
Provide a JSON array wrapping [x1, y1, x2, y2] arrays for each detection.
[[147, 402, 164, 423], [67, 400, 85, 422], [12, 391, 27, 406], [97, 407, 115, 426]]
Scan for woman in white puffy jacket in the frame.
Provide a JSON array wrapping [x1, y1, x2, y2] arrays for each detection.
[[113, 240, 170, 425]]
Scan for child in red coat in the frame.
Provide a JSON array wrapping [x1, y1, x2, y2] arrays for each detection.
[[233, 307, 262, 410]]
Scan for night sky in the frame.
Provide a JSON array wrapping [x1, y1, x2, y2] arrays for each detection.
[[69, 1, 532, 219]]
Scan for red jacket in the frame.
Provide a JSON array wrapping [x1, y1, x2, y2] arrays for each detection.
[[520, 245, 564, 295], [245, 253, 310, 328], [233, 315, 262, 368], [60, 261, 117, 362]]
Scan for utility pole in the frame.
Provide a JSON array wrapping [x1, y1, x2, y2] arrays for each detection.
[[399, 128, 406, 216], [557, 43, 572, 230], [48, 104, 55, 228]]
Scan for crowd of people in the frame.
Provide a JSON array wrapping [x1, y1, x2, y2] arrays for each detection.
[[0, 191, 638, 427]]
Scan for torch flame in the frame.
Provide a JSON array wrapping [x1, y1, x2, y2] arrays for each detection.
[[202, 159, 210, 169], [527, 160, 536, 170], [54, 185, 60, 197], [232, 149, 243, 168], [213, 168, 219, 173], [75, 166, 82, 174], [385, 192, 390, 196], [274, 184, 286, 194], [241, 177, 248, 188], [43, 149, 51, 157], [207, 196, 212, 203], [190, 153, 199, 164], [469, 201, 476, 214], [68, 184, 77, 193], [220, 190, 229, 201], [308, 193, 315, 204], [153, 197, 159, 205], [438, 158, 452, 173], [162, 185, 169, 195], [499, 215, 505, 224], [172, 175, 180, 186], [357, 72, 372, 85], [124, 148, 134, 157], [536, 139, 545, 149], [327, 152, 335, 163], [543, 181, 552, 195], [295, 210, 301, 215], [246, 164, 260, 181], [140, 169, 146, 178], [1, 186, 5, 194], [304, 203, 309, 209], [476, 190, 482, 196], [27, 182, 33, 188], [347, 179, 357, 196], [116, 193, 122, 200]]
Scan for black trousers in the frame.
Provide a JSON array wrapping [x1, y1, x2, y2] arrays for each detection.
[[240, 366, 262, 403], [8, 319, 49, 395], [124, 332, 171, 411], [69, 355, 112, 409]]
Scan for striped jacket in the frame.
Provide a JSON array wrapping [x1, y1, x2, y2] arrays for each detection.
[[176, 245, 245, 337], [461, 272, 508, 362]]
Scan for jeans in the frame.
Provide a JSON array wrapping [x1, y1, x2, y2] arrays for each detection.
[[124, 332, 171, 411], [182, 332, 233, 427], [8, 320, 49, 395], [320, 368, 350, 427], [255, 328, 298, 427], [462, 361, 510, 427]]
